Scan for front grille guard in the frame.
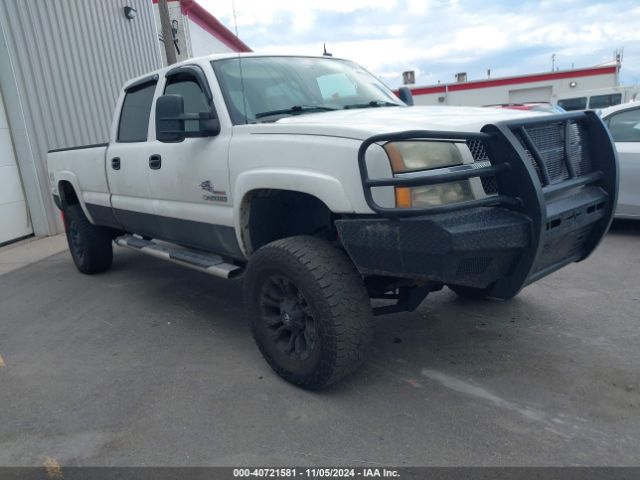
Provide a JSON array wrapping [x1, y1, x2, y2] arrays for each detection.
[[357, 110, 619, 298]]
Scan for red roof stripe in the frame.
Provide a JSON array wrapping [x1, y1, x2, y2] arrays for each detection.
[[410, 66, 617, 96]]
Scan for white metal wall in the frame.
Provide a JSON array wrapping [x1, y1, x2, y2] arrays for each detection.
[[509, 86, 553, 103], [0, 0, 162, 236], [0, 87, 32, 244], [188, 18, 235, 56]]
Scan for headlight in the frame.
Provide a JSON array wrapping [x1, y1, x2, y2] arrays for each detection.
[[395, 181, 474, 208], [384, 141, 463, 173]]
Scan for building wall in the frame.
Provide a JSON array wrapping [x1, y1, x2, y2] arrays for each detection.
[[412, 71, 618, 106], [152, 1, 242, 67], [0, 0, 162, 236], [188, 17, 236, 56], [153, 1, 193, 65]]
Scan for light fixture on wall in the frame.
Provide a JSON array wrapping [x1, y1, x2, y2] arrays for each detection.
[[569, 81, 577, 88], [124, 6, 137, 20], [171, 19, 181, 55]]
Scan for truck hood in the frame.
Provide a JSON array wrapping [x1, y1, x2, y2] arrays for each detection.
[[249, 106, 545, 140]]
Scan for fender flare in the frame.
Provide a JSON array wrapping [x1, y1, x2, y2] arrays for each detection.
[[232, 168, 354, 256], [56, 172, 95, 224]]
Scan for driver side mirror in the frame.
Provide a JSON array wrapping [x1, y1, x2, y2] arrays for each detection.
[[156, 94, 185, 143], [198, 113, 221, 137], [156, 94, 221, 143]]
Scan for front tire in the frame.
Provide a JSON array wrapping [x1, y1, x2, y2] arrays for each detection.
[[244, 236, 373, 389], [63, 204, 113, 274]]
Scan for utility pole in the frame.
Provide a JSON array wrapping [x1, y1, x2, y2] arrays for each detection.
[[158, 0, 177, 65]]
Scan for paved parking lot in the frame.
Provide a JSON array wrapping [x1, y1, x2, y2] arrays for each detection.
[[1, 221, 639, 467]]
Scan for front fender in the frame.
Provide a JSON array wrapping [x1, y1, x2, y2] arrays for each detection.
[[232, 168, 354, 256]]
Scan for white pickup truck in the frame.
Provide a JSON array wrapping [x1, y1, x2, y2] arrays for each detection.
[[48, 53, 618, 389]]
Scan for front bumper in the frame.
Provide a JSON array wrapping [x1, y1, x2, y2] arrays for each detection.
[[338, 111, 618, 299]]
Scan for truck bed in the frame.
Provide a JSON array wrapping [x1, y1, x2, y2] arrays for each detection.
[[48, 143, 110, 225]]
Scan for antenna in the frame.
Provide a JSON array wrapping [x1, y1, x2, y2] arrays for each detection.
[[323, 43, 332, 57], [231, 0, 240, 37], [231, 0, 249, 123]]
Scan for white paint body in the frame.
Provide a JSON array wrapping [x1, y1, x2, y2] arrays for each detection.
[[47, 53, 543, 257], [601, 102, 640, 219]]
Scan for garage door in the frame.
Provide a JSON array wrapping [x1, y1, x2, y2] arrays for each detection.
[[509, 86, 552, 104], [0, 89, 32, 244]]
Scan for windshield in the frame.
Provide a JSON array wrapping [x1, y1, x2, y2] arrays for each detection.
[[211, 56, 404, 124]]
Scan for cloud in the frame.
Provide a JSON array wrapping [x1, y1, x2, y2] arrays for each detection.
[[199, 0, 640, 87]]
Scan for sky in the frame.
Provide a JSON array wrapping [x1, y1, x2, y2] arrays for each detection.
[[200, 0, 640, 89]]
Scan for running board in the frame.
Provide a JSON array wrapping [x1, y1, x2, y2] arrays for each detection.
[[115, 235, 242, 279]]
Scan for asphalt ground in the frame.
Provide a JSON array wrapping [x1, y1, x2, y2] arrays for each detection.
[[0, 221, 639, 467]]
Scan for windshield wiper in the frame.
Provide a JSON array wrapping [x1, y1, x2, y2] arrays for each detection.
[[343, 100, 402, 110], [255, 105, 338, 119]]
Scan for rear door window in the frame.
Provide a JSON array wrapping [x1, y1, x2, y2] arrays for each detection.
[[117, 81, 157, 142]]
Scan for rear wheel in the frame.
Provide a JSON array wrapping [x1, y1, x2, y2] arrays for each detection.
[[244, 236, 373, 389], [63, 204, 113, 274]]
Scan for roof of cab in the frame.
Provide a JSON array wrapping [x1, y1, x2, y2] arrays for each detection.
[[122, 53, 350, 90]]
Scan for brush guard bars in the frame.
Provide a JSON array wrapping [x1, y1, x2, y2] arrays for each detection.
[[336, 111, 618, 299]]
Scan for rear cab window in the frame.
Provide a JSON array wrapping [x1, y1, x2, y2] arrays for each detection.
[[117, 80, 157, 142]]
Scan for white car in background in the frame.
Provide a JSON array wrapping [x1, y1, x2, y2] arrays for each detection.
[[600, 102, 640, 219]]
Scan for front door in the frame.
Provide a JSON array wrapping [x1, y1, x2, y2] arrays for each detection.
[[146, 66, 240, 257]]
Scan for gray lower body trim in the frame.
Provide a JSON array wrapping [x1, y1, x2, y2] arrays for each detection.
[[111, 207, 244, 260], [58, 198, 244, 261], [86, 203, 122, 230]]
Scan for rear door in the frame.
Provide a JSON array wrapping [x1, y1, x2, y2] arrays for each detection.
[[106, 76, 160, 236], [146, 65, 240, 257], [605, 106, 640, 218]]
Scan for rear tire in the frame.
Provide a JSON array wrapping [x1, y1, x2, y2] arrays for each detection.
[[244, 236, 373, 389], [63, 204, 113, 274]]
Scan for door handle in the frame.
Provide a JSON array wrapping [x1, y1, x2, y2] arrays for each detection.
[[149, 154, 161, 170], [111, 157, 120, 170]]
